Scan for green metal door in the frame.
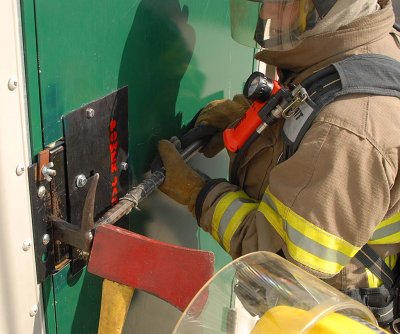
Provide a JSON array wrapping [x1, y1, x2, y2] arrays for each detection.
[[21, 0, 255, 332]]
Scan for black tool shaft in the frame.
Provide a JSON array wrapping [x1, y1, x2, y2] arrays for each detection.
[[95, 139, 206, 228]]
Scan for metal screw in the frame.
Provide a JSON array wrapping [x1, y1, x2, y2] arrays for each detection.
[[16, 163, 25, 176], [76, 174, 87, 188], [86, 108, 95, 119], [42, 234, 50, 245], [120, 162, 128, 171], [41, 162, 56, 182], [37, 186, 46, 198], [8, 76, 18, 91], [29, 304, 38, 317], [22, 239, 32, 251]]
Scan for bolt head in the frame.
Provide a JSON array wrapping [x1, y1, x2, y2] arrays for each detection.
[[37, 186, 46, 198], [76, 174, 87, 188], [42, 234, 51, 245], [29, 304, 38, 317], [8, 76, 18, 91], [120, 162, 128, 171], [16, 163, 25, 176], [22, 239, 32, 251], [86, 108, 95, 119]]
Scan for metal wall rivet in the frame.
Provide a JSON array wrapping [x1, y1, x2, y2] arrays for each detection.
[[76, 174, 87, 188], [86, 108, 95, 119], [16, 163, 25, 176], [29, 304, 38, 317], [42, 234, 50, 245], [37, 186, 46, 198], [8, 76, 18, 91], [120, 162, 128, 171], [22, 240, 32, 251]]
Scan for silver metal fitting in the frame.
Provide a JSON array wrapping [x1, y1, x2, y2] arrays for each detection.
[[86, 107, 95, 119], [41, 162, 56, 182], [37, 186, 46, 199], [8, 76, 18, 91], [120, 162, 128, 171], [16, 163, 25, 176], [75, 174, 87, 188], [42, 234, 51, 245]]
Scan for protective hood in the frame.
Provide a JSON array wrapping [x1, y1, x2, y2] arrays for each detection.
[[302, 0, 380, 38]]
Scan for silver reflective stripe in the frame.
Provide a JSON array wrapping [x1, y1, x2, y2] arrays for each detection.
[[284, 221, 351, 266], [263, 193, 278, 212], [218, 198, 255, 240], [370, 220, 400, 241], [263, 192, 350, 266]]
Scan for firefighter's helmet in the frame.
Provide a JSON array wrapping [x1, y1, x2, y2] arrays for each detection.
[[173, 251, 389, 334], [230, 0, 337, 50]]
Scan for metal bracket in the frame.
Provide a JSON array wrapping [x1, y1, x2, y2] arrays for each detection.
[[29, 87, 129, 282]]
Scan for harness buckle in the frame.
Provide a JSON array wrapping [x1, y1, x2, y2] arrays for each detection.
[[281, 86, 309, 119]]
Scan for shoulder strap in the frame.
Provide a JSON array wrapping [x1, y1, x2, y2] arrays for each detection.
[[355, 244, 396, 288], [280, 54, 400, 162]]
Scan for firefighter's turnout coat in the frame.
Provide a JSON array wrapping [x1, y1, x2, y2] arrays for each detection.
[[196, 0, 400, 291]]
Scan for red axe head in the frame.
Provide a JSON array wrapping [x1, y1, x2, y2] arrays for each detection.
[[88, 225, 215, 311]]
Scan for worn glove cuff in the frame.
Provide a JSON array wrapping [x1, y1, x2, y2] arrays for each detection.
[[195, 178, 227, 225]]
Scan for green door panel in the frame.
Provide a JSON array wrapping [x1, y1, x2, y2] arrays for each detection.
[[52, 265, 102, 334], [27, 0, 255, 333]]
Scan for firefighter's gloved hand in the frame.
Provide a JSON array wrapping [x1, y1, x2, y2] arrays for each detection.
[[195, 94, 251, 158], [158, 140, 205, 215]]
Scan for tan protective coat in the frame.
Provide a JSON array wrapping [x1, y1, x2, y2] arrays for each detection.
[[199, 1, 400, 290]]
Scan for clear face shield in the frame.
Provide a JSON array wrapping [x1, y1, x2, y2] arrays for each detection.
[[230, 0, 320, 51], [173, 252, 385, 334]]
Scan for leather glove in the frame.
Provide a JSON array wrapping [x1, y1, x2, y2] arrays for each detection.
[[195, 94, 251, 158], [158, 140, 205, 215]]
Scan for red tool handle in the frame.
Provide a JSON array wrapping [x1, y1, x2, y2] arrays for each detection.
[[223, 80, 281, 152]]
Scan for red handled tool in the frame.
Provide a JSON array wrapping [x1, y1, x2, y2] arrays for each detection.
[[223, 72, 282, 152]]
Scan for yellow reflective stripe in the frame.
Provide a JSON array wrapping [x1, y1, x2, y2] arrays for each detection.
[[261, 188, 360, 275], [222, 202, 258, 252], [266, 189, 359, 258], [211, 191, 251, 244], [258, 201, 285, 239], [366, 254, 397, 288], [368, 213, 400, 245]]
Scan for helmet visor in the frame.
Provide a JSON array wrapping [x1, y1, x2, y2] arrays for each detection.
[[230, 0, 319, 51]]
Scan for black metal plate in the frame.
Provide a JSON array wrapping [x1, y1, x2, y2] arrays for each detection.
[[63, 87, 129, 227], [28, 163, 56, 283]]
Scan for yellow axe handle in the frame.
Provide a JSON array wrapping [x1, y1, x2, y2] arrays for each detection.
[[98, 279, 135, 334]]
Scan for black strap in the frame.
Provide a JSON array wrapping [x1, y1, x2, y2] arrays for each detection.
[[346, 284, 397, 328], [355, 244, 396, 288]]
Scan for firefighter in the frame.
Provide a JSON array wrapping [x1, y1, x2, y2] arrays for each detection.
[[158, 0, 400, 330]]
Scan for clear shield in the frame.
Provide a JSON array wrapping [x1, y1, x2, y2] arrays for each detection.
[[173, 251, 382, 334]]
